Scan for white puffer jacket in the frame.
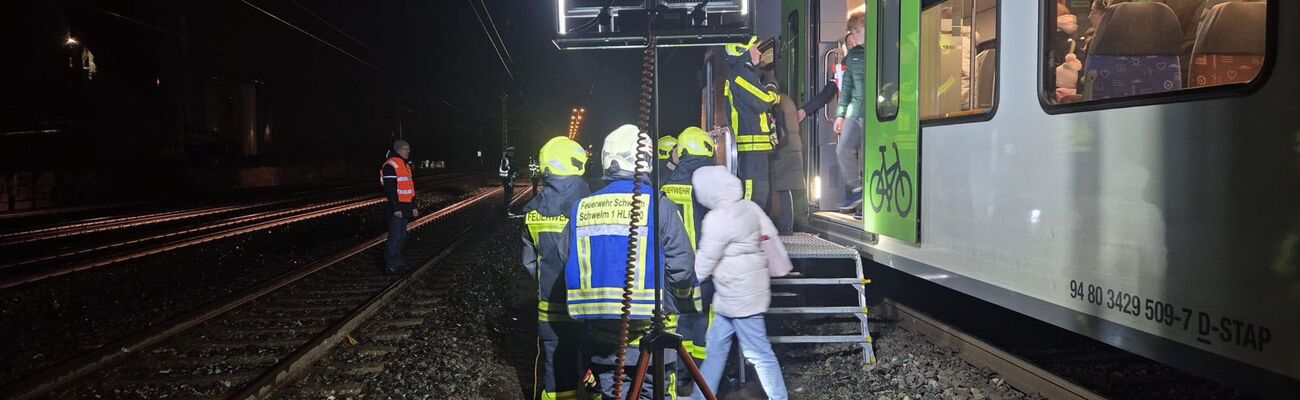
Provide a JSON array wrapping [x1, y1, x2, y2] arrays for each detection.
[[692, 166, 787, 318]]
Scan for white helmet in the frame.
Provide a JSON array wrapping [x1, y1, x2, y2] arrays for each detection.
[[601, 124, 653, 175]]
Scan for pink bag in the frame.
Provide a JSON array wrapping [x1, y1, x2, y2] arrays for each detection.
[[761, 234, 794, 277]]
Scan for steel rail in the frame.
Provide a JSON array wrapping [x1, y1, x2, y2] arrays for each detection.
[[0, 172, 473, 246], [0, 174, 486, 289], [877, 299, 1107, 400], [234, 187, 531, 400], [0, 186, 521, 400]]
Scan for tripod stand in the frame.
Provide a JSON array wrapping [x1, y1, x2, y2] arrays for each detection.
[[624, 313, 717, 400]]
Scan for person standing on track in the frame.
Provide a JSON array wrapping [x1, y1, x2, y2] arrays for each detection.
[[521, 137, 593, 400], [563, 124, 699, 399], [660, 127, 717, 395], [690, 165, 791, 400], [724, 35, 781, 212], [380, 140, 418, 275], [500, 146, 518, 216]]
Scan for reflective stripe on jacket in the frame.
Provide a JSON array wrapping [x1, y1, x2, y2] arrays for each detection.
[[380, 157, 415, 203], [521, 176, 590, 323], [724, 63, 779, 153], [526, 211, 573, 322], [563, 180, 699, 319]]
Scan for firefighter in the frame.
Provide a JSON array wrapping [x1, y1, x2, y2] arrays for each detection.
[[660, 127, 717, 394], [522, 137, 592, 400], [564, 124, 698, 399], [380, 140, 418, 275], [657, 134, 679, 174], [723, 35, 781, 211]]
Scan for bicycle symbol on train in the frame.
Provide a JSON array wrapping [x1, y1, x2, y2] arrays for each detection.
[[867, 142, 914, 218]]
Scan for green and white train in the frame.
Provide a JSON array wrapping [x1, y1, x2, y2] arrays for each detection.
[[556, 0, 1296, 396]]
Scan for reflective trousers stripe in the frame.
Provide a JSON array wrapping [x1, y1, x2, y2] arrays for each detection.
[[541, 389, 582, 400]]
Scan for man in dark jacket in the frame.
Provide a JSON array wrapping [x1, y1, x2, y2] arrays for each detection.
[[380, 140, 418, 274], [724, 35, 781, 212], [522, 137, 592, 400], [770, 90, 805, 235]]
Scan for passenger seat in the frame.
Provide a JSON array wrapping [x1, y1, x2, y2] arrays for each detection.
[[1189, 2, 1266, 87], [973, 42, 996, 110], [1082, 3, 1184, 100], [1153, 0, 1209, 83]]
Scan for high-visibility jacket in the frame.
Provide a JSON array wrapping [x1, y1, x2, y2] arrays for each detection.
[[563, 179, 699, 320], [661, 156, 714, 360], [724, 60, 780, 153], [661, 156, 712, 250], [380, 156, 415, 203], [521, 176, 590, 323]]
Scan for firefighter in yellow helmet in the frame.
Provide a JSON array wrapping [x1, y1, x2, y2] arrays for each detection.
[[657, 135, 679, 174], [659, 127, 717, 394], [521, 136, 592, 400], [724, 35, 780, 211]]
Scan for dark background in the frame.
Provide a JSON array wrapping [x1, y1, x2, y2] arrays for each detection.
[[0, 0, 704, 205]]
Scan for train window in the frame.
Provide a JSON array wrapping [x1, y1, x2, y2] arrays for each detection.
[[1043, 0, 1268, 107], [919, 0, 998, 121], [876, 0, 901, 121]]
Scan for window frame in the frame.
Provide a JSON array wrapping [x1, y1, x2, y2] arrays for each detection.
[[876, 0, 902, 122], [918, 0, 1002, 128], [1036, 0, 1278, 115]]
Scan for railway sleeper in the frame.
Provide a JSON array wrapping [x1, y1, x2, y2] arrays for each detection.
[[335, 345, 399, 358], [106, 370, 259, 387]]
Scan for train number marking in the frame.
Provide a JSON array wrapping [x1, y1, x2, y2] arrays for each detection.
[[1066, 280, 1274, 352]]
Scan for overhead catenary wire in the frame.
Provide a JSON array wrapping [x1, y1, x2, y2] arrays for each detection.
[[467, 0, 513, 81], [287, 0, 377, 53], [475, 0, 514, 66], [238, 0, 385, 73]]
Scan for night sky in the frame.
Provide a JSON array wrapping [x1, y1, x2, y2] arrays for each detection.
[[2, 1, 705, 169]]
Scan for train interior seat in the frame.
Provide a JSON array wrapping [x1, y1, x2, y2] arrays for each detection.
[[974, 47, 996, 110], [1154, 0, 1210, 82], [1083, 3, 1184, 100], [1189, 2, 1266, 87]]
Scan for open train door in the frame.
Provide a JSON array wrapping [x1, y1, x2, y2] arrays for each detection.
[[863, 0, 919, 243]]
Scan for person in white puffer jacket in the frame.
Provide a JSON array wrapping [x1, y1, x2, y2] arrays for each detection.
[[690, 166, 791, 400]]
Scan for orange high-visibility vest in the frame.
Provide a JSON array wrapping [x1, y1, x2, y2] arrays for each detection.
[[380, 157, 415, 203]]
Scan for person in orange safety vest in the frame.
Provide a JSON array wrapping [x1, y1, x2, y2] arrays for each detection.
[[380, 140, 418, 274]]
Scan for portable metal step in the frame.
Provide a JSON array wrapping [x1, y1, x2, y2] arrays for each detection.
[[770, 233, 876, 363]]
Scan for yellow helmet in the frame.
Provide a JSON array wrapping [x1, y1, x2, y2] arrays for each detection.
[[538, 136, 587, 177], [674, 127, 716, 159], [657, 135, 678, 160], [725, 35, 760, 57]]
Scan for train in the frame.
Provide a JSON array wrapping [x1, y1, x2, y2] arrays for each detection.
[[556, 0, 1296, 397]]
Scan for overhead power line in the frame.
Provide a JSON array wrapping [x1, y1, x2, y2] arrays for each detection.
[[466, 0, 513, 81], [475, 0, 513, 66], [287, 0, 377, 53], [239, 0, 385, 73]]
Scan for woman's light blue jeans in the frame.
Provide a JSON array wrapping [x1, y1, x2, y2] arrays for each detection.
[[693, 313, 788, 400]]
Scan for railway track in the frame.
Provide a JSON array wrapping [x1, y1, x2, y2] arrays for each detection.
[[875, 299, 1106, 400], [0, 172, 482, 289], [0, 185, 528, 400]]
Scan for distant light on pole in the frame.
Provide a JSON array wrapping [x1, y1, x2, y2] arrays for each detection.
[[65, 36, 79, 46]]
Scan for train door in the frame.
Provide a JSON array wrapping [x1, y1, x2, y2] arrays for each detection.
[[864, 0, 919, 243], [794, 1, 858, 215]]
